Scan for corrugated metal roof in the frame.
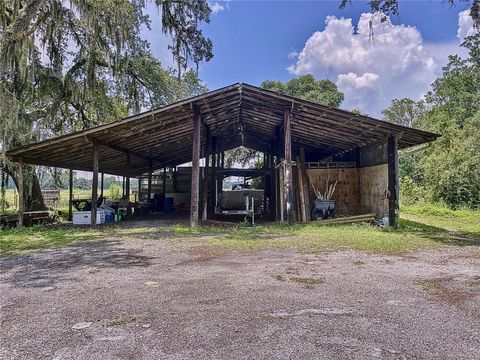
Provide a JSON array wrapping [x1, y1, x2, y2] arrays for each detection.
[[7, 83, 439, 176]]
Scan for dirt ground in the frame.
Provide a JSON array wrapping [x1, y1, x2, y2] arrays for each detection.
[[1, 222, 480, 359]]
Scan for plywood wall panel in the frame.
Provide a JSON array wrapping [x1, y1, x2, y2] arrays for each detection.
[[306, 167, 360, 216], [359, 164, 388, 218]]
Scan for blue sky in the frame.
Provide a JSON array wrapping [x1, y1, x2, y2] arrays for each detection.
[[148, 1, 477, 116]]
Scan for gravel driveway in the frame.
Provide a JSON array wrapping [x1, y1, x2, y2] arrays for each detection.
[[1, 230, 480, 360]]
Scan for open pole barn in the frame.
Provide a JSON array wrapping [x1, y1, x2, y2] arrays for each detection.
[[7, 83, 439, 228]]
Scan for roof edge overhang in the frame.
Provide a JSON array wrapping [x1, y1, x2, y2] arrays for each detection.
[[6, 82, 440, 173]]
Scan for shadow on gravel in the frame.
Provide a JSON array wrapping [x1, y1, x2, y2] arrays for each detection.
[[401, 219, 480, 247], [0, 240, 154, 288]]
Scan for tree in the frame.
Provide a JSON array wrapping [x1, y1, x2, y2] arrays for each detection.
[[0, 0, 211, 211], [382, 98, 425, 128], [224, 147, 264, 169], [387, 34, 480, 209], [261, 75, 344, 108], [340, 0, 479, 28]]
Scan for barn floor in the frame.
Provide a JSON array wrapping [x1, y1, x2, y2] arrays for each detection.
[[1, 225, 480, 360]]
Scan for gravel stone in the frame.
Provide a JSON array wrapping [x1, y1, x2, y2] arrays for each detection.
[[1, 223, 480, 359]]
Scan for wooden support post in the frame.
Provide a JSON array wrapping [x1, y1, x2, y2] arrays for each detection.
[[100, 172, 104, 197], [215, 139, 222, 206], [263, 151, 270, 217], [173, 167, 178, 193], [91, 141, 99, 226], [355, 147, 361, 168], [125, 152, 131, 217], [162, 166, 167, 212], [190, 107, 201, 227], [125, 176, 131, 216], [211, 138, 217, 212], [388, 136, 399, 227], [122, 177, 125, 196], [295, 169, 301, 221], [17, 160, 24, 227], [279, 165, 284, 223], [269, 143, 276, 220], [202, 128, 211, 221], [269, 152, 275, 220], [300, 147, 311, 222], [147, 160, 153, 202], [296, 156, 307, 222], [274, 154, 279, 221], [221, 147, 225, 169], [284, 108, 294, 225], [68, 169, 73, 221], [216, 140, 221, 168]]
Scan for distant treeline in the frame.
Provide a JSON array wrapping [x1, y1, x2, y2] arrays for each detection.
[[3, 170, 126, 191], [382, 35, 480, 209]]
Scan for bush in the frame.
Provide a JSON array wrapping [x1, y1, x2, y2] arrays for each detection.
[[108, 183, 122, 201], [400, 176, 425, 206]]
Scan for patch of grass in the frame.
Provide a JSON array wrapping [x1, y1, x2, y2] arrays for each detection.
[[290, 276, 324, 289], [0, 225, 104, 256], [2, 204, 479, 257], [415, 277, 473, 305], [402, 204, 480, 237], [172, 207, 480, 255], [273, 274, 286, 282], [184, 222, 443, 255], [353, 260, 365, 265], [294, 222, 443, 253]]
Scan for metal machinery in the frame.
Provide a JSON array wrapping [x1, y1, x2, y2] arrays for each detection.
[[214, 169, 269, 223]]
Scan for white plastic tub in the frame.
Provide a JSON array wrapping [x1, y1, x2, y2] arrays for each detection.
[[73, 210, 105, 225]]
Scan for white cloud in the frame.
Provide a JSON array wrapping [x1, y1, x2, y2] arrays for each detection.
[[337, 72, 380, 91], [210, 2, 225, 15], [287, 51, 298, 59], [457, 10, 478, 39], [288, 13, 440, 116]]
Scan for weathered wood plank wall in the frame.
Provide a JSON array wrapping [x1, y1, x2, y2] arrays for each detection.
[[306, 167, 361, 216]]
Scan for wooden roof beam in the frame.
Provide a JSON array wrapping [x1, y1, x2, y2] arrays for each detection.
[[86, 136, 160, 166]]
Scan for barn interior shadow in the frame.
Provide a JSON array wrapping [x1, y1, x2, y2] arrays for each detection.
[[0, 240, 154, 288]]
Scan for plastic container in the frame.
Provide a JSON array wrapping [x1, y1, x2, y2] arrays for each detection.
[[73, 210, 105, 225], [105, 213, 114, 223]]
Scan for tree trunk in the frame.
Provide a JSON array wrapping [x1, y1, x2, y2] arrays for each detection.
[[1, 169, 6, 212], [2, 163, 46, 211], [28, 170, 46, 211]]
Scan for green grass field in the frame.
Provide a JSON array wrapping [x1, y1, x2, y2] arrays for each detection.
[[1, 203, 479, 257], [2, 188, 135, 219], [2, 188, 92, 209]]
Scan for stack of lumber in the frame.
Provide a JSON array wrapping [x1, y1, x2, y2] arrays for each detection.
[[314, 213, 376, 225]]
